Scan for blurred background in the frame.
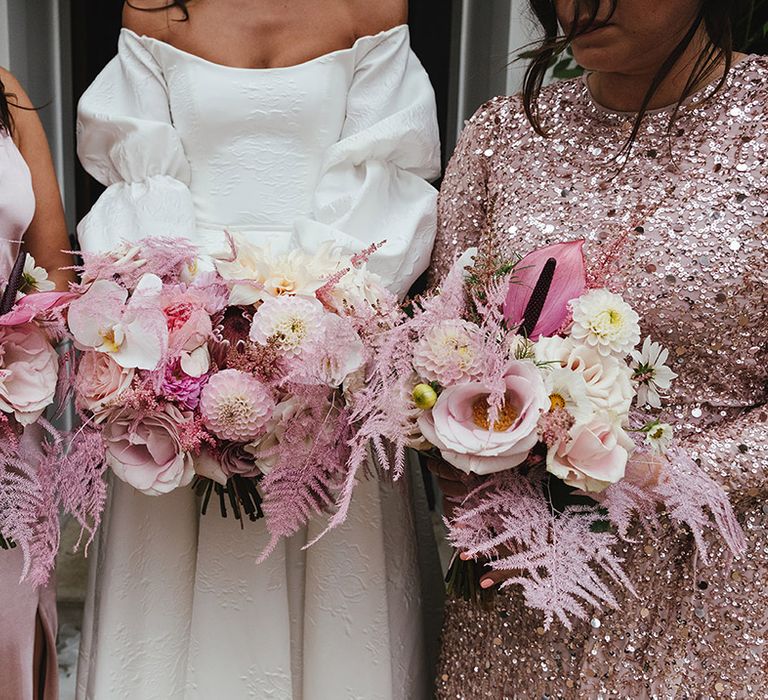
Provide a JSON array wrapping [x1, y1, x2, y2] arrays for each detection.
[[1, 0, 766, 696]]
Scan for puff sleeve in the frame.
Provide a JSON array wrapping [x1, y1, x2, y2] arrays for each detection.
[[76, 31, 195, 254], [292, 28, 441, 297]]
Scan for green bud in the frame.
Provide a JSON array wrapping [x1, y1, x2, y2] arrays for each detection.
[[412, 383, 438, 410]]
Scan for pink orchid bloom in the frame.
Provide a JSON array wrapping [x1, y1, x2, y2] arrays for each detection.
[[0, 291, 77, 327], [503, 240, 587, 340], [68, 274, 169, 370]]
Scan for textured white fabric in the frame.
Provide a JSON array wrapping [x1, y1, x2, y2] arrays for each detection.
[[75, 26, 442, 700]]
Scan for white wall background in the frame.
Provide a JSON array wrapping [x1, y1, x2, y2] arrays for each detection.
[[447, 0, 540, 151]]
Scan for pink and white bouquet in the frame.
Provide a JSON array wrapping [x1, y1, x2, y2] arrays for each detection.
[[0, 251, 82, 583], [350, 240, 745, 627], [62, 236, 398, 557]]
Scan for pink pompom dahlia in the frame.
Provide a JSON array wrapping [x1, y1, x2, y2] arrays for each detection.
[[412, 319, 484, 386], [199, 369, 275, 442]]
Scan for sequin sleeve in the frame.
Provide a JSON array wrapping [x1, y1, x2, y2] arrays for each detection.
[[428, 100, 501, 286], [683, 406, 768, 501]]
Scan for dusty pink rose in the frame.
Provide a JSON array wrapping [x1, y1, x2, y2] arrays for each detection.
[[194, 444, 260, 486], [76, 351, 135, 418], [103, 404, 195, 495], [0, 323, 59, 425], [546, 416, 634, 493], [417, 361, 549, 475]]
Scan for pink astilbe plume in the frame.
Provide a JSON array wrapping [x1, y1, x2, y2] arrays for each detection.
[[56, 426, 108, 555], [601, 446, 746, 563], [73, 237, 199, 291], [0, 419, 67, 586], [258, 387, 352, 561], [447, 467, 634, 630]]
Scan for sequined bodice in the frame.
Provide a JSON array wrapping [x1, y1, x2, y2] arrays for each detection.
[[432, 56, 768, 698]]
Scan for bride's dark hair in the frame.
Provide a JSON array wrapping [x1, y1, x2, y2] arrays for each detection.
[[125, 1, 190, 20], [523, 0, 740, 147]]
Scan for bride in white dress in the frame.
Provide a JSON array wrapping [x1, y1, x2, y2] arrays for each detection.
[[74, 2, 442, 698]]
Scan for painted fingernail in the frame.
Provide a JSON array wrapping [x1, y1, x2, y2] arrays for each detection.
[[459, 552, 470, 561], [480, 578, 494, 589]]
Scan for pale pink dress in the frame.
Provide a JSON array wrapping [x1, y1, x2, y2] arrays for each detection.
[[431, 56, 767, 698], [0, 129, 58, 700]]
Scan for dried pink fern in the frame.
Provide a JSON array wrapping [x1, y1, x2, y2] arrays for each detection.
[[447, 468, 634, 630]]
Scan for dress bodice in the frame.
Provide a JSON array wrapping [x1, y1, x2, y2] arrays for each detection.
[[0, 131, 34, 278], [433, 56, 768, 698], [76, 26, 441, 296], [138, 32, 363, 231]]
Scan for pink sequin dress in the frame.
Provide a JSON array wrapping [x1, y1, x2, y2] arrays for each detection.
[[430, 55, 768, 699]]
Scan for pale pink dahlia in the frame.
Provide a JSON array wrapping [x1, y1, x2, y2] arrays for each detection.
[[199, 369, 275, 442], [412, 319, 483, 386]]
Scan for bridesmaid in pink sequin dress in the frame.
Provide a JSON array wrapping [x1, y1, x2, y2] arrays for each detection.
[[430, 1, 767, 697]]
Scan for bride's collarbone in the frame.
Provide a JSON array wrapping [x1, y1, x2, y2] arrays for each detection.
[[122, 0, 407, 70]]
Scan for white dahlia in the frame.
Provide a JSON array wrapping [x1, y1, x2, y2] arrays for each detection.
[[249, 296, 326, 357], [570, 289, 641, 357], [199, 369, 275, 442], [412, 319, 484, 386]]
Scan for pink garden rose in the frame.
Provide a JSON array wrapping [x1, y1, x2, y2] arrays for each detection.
[[103, 404, 195, 495], [417, 361, 549, 475], [76, 351, 135, 418], [546, 415, 634, 493], [0, 323, 59, 425]]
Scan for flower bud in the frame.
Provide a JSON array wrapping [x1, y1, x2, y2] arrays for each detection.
[[413, 383, 438, 410]]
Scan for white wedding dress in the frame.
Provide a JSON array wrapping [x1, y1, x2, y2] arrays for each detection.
[[75, 26, 442, 700]]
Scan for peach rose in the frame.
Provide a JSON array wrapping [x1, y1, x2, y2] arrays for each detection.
[[546, 415, 634, 493], [418, 361, 549, 475], [76, 351, 135, 419]]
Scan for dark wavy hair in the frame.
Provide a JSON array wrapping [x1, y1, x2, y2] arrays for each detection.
[[523, 0, 741, 150], [125, 1, 190, 20]]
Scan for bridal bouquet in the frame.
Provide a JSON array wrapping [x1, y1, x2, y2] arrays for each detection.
[[0, 251, 78, 582], [63, 236, 398, 557], [350, 240, 745, 627]]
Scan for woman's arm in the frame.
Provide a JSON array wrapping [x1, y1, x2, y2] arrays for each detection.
[[1, 68, 75, 290]]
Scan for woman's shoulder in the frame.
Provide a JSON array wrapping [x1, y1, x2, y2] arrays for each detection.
[[121, 1, 182, 40]]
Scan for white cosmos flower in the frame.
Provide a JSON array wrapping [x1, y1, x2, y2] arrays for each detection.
[[630, 337, 678, 408], [644, 421, 674, 454], [249, 295, 326, 357], [20, 255, 55, 294], [540, 365, 595, 424], [570, 289, 641, 357]]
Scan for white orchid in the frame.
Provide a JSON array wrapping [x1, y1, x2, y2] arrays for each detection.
[[67, 274, 169, 370]]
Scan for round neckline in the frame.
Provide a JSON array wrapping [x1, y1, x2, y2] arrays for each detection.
[[580, 53, 756, 121], [121, 24, 407, 73]]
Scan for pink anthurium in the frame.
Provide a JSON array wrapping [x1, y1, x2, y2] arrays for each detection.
[[0, 291, 78, 327], [503, 239, 587, 340]]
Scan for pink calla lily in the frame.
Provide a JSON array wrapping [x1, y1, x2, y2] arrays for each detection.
[[503, 239, 587, 340], [0, 291, 78, 327]]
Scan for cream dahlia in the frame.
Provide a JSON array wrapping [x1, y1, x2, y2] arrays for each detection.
[[199, 369, 275, 442], [570, 289, 641, 357], [412, 319, 484, 385], [249, 296, 326, 357]]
